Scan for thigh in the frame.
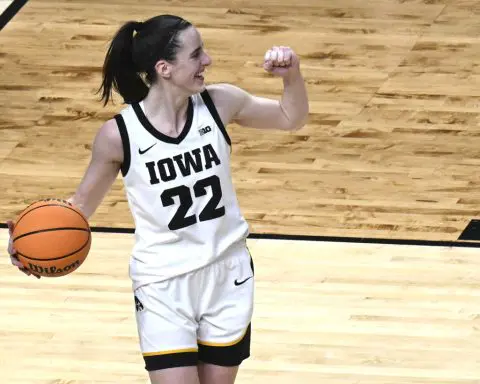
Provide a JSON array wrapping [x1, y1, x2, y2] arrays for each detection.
[[197, 245, 254, 367], [135, 278, 198, 372], [198, 363, 239, 384], [149, 366, 200, 384], [149, 364, 238, 384]]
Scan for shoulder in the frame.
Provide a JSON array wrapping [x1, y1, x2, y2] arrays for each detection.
[[206, 83, 248, 105], [92, 118, 123, 163], [97, 118, 122, 147], [204, 83, 249, 126], [99, 117, 121, 136]]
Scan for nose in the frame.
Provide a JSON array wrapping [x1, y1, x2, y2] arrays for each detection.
[[202, 52, 212, 66]]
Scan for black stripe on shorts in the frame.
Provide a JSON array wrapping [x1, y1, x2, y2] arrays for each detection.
[[144, 351, 198, 371], [198, 324, 251, 367]]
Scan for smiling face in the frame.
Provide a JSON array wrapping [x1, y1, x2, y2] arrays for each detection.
[[155, 26, 212, 95]]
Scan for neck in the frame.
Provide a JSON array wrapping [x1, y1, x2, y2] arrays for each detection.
[[142, 83, 190, 122]]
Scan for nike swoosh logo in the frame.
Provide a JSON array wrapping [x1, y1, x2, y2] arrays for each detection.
[[138, 143, 157, 155], [234, 276, 253, 286]]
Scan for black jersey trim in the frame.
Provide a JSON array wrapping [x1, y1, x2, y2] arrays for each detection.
[[200, 89, 231, 147], [0, 0, 29, 31], [114, 114, 131, 177], [132, 98, 193, 145]]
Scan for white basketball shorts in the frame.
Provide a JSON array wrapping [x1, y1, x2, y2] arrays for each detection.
[[133, 241, 254, 371]]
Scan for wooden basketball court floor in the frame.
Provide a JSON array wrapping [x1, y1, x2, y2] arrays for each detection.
[[1, 0, 480, 383]]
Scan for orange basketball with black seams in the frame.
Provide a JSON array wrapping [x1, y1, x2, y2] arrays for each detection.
[[12, 198, 91, 277]]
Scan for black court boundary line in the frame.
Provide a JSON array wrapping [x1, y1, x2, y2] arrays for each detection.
[[2, 223, 478, 248], [0, 0, 29, 31], [90, 227, 480, 248]]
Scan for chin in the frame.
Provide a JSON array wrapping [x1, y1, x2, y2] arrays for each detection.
[[190, 80, 206, 94]]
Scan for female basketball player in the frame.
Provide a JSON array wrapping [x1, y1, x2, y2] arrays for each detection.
[[7, 14, 308, 384]]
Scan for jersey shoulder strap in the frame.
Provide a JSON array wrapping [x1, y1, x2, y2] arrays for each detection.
[[200, 89, 231, 146]]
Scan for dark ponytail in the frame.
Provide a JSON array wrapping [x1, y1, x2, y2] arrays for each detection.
[[98, 15, 192, 106], [98, 21, 148, 106]]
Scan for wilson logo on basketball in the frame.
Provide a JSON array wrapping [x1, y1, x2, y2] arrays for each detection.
[[27, 260, 81, 276]]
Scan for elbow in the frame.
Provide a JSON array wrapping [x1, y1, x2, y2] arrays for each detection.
[[285, 104, 309, 131], [279, 99, 309, 131], [287, 113, 309, 131], [286, 123, 302, 131], [290, 119, 307, 131]]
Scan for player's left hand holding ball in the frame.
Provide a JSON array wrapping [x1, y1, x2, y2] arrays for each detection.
[[263, 46, 301, 78]]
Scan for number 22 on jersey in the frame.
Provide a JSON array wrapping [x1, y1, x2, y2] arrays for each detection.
[[161, 175, 225, 230]]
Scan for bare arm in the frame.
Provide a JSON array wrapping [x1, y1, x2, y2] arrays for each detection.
[[207, 46, 309, 131], [7, 118, 122, 277], [67, 119, 123, 218]]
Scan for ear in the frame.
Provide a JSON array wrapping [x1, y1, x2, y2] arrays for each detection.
[[155, 59, 172, 79]]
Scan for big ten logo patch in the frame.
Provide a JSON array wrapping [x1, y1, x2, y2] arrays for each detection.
[[198, 125, 212, 136]]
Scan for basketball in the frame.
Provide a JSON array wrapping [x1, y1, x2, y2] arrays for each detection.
[[12, 198, 92, 277]]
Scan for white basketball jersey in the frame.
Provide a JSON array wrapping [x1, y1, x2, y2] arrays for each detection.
[[115, 90, 250, 290]]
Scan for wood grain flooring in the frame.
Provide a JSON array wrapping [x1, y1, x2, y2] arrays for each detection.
[[1, 230, 480, 384], [1, 0, 479, 241], [2, 2, 480, 383]]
